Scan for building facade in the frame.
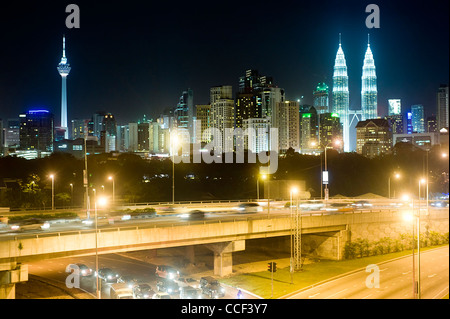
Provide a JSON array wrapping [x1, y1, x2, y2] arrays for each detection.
[[356, 118, 392, 158]]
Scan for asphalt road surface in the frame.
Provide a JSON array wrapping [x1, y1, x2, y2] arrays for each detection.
[[286, 246, 449, 299]]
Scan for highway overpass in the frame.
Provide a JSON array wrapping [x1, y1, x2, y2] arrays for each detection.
[[0, 206, 448, 298]]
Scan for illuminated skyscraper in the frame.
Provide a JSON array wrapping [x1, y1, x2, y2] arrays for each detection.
[[411, 104, 425, 133], [57, 35, 71, 139], [313, 83, 329, 114], [332, 34, 350, 152], [361, 35, 377, 121], [437, 84, 449, 130]]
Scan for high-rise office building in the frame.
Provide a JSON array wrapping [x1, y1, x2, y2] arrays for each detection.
[[238, 69, 273, 94], [174, 89, 194, 141], [437, 84, 449, 130], [386, 99, 403, 134], [195, 104, 211, 143], [388, 99, 401, 116], [319, 113, 343, 149], [19, 110, 54, 153], [243, 118, 271, 153], [57, 36, 71, 139], [313, 83, 329, 114], [332, 34, 350, 152], [276, 101, 300, 152], [300, 106, 318, 153], [411, 104, 425, 133], [210, 86, 234, 153], [406, 112, 413, 134], [426, 116, 437, 133], [361, 36, 378, 121], [4, 119, 20, 148], [93, 112, 106, 142], [356, 119, 392, 158]]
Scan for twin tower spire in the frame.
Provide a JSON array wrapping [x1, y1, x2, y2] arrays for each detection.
[[332, 33, 377, 152]]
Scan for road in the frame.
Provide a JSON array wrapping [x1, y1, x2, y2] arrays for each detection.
[[285, 246, 449, 299], [27, 253, 254, 299]]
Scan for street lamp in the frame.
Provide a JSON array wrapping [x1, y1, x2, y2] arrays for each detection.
[[108, 176, 115, 204], [311, 139, 341, 201], [49, 174, 55, 210], [417, 178, 426, 299], [257, 174, 267, 201], [171, 133, 179, 204], [94, 195, 108, 299], [69, 183, 73, 207], [289, 186, 299, 284], [388, 172, 401, 199], [402, 194, 416, 299]]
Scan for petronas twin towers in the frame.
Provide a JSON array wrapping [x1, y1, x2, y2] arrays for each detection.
[[332, 34, 377, 152]]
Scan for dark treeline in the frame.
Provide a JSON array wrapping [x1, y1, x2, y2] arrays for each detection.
[[0, 143, 448, 209]]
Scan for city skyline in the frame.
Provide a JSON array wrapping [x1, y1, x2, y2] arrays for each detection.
[[0, 0, 448, 125]]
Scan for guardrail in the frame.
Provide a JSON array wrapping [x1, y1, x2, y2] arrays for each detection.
[[4, 208, 442, 241]]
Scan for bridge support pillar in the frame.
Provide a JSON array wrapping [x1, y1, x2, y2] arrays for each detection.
[[0, 261, 28, 299], [206, 240, 245, 277]]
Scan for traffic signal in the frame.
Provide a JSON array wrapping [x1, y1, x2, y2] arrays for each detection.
[[268, 262, 277, 273]]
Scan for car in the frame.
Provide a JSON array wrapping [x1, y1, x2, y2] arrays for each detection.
[[155, 265, 180, 280], [75, 263, 93, 277], [199, 276, 226, 299], [117, 275, 138, 288], [180, 286, 202, 299], [9, 218, 50, 232], [96, 268, 119, 283], [299, 200, 324, 211], [152, 292, 171, 299], [110, 283, 133, 299], [156, 278, 180, 295], [132, 283, 155, 299], [179, 210, 205, 220], [175, 277, 199, 288], [352, 200, 373, 208], [235, 203, 262, 213]]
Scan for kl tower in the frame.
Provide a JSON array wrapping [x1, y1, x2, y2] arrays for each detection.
[[57, 35, 71, 139]]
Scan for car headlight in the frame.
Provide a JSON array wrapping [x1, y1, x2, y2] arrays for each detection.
[[81, 270, 86, 275], [121, 215, 131, 221], [144, 294, 149, 298], [41, 222, 50, 229], [220, 288, 225, 293], [11, 225, 20, 230], [107, 275, 112, 279], [168, 289, 172, 293]]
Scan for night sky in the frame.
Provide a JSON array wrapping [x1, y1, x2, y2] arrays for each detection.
[[0, 0, 448, 125]]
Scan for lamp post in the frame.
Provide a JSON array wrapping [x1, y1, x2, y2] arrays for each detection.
[[50, 174, 55, 210], [289, 186, 298, 284], [417, 178, 426, 299], [69, 183, 73, 207], [311, 140, 341, 201], [257, 174, 267, 201], [94, 195, 108, 299], [388, 173, 401, 199], [171, 133, 179, 205], [402, 194, 416, 299], [108, 176, 115, 204]]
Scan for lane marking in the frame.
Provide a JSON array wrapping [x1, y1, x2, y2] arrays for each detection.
[[308, 293, 320, 298], [325, 288, 348, 299]]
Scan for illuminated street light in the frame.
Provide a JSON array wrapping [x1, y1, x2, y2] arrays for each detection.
[[94, 195, 108, 299], [388, 172, 401, 199], [108, 176, 115, 204], [69, 183, 73, 207], [171, 132, 179, 204], [257, 174, 267, 201], [311, 139, 341, 201], [49, 174, 55, 210]]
